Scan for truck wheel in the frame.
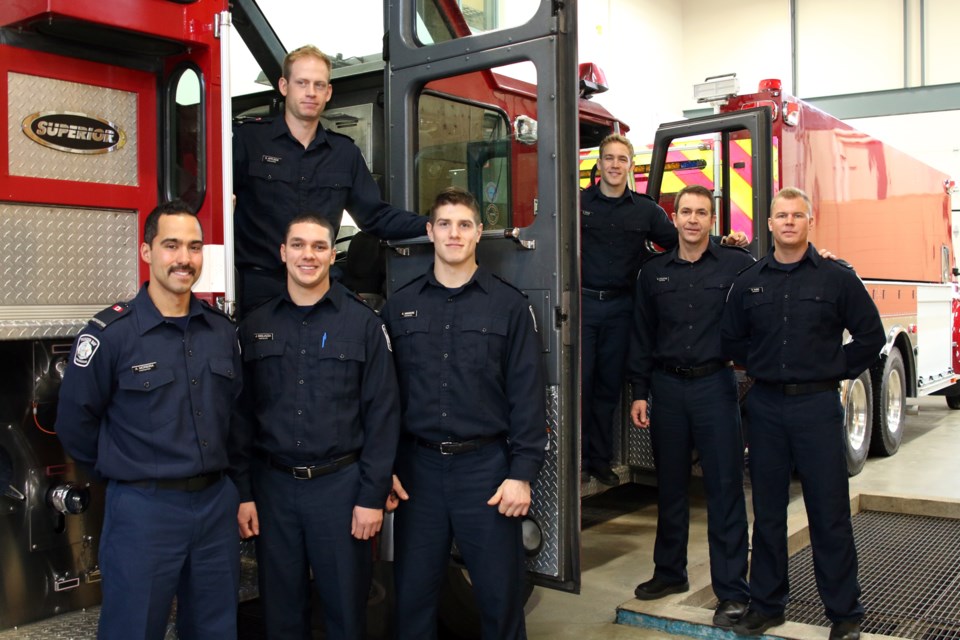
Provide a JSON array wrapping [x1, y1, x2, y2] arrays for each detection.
[[843, 370, 872, 476], [947, 394, 960, 410], [870, 348, 905, 456], [438, 566, 534, 639]]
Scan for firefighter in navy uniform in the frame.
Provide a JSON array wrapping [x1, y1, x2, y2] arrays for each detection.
[[580, 134, 747, 485], [233, 44, 426, 314], [627, 185, 753, 626], [722, 188, 885, 640], [229, 215, 400, 640], [56, 201, 242, 640], [383, 187, 546, 640]]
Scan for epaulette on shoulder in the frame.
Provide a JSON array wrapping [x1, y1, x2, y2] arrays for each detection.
[[721, 244, 753, 255], [90, 302, 131, 330], [737, 259, 763, 276], [343, 288, 380, 313], [492, 273, 528, 298], [832, 258, 855, 270], [200, 299, 234, 322], [633, 191, 657, 203], [393, 272, 426, 293], [234, 114, 273, 126]]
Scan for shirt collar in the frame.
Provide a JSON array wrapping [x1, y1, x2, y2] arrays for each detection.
[[762, 242, 821, 271], [132, 284, 206, 335], [270, 116, 329, 150], [666, 240, 721, 265], [421, 264, 491, 295], [275, 280, 345, 312]]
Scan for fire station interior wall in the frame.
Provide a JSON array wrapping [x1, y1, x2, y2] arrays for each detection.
[[583, 0, 960, 207]]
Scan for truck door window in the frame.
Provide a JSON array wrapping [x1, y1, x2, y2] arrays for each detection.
[[165, 66, 204, 210], [416, 0, 538, 43]]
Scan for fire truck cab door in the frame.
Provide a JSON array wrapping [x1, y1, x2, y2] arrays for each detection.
[[384, 0, 583, 592]]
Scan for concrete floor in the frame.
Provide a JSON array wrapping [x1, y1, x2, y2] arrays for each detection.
[[523, 395, 960, 639]]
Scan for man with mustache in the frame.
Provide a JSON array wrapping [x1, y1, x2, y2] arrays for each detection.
[[233, 45, 426, 316], [57, 200, 243, 640]]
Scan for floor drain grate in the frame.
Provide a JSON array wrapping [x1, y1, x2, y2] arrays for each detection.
[[784, 510, 960, 638]]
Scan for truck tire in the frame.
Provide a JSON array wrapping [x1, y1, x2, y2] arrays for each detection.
[[438, 566, 534, 639], [947, 394, 960, 410], [870, 348, 905, 456], [843, 370, 872, 476]]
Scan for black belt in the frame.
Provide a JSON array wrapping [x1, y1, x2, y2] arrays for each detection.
[[582, 287, 629, 301], [121, 470, 224, 492], [262, 451, 359, 480], [756, 380, 838, 396], [413, 435, 501, 455], [660, 360, 731, 379]]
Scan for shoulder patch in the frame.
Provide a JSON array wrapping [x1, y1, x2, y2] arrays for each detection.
[[73, 334, 101, 367], [90, 302, 130, 330], [381, 324, 393, 352], [491, 273, 528, 298]]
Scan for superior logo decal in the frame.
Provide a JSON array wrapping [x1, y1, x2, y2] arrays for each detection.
[[21, 112, 126, 154]]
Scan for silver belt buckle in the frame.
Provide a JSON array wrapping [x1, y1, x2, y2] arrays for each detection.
[[438, 441, 457, 455], [292, 466, 313, 480]]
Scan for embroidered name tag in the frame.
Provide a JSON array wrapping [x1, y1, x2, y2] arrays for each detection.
[[748, 287, 764, 294], [400, 310, 417, 318], [131, 362, 157, 373], [254, 333, 274, 341], [656, 276, 670, 283], [261, 155, 281, 164]]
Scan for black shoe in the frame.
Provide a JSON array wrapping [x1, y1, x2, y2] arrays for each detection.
[[732, 608, 785, 636], [633, 576, 690, 600], [590, 463, 619, 486], [829, 620, 861, 640], [713, 600, 749, 628]]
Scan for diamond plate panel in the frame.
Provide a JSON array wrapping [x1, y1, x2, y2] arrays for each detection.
[[527, 385, 561, 577], [8, 72, 138, 185], [0, 319, 87, 341], [627, 388, 656, 470], [0, 204, 138, 311]]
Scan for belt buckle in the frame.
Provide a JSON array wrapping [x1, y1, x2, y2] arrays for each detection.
[[438, 441, 458, 455], [292, 466, 313, 480]]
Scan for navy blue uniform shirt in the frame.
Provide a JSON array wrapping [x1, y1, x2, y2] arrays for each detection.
[[628, 242, 755, 398], [229, 281, 400, 507], [383, 266, 546, 482], [56, 285, 242, 481], [580, 183, 678, 291], [722, 243, 885, 383], [233, 117, 427, 271]]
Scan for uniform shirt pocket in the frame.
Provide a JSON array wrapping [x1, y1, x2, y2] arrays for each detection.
[[460, 314, 509, 370], [117, 367, 177, 424], [391, 316, 430, 366], [242, 339, 286, 405], [248, 161, 294, 184], [798, 287, 838, 324], [743, 289, 773, 324], [314, 171, 353, 213], [317, 338, 366, 399]]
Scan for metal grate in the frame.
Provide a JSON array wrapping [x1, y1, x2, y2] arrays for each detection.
[[785, 510, 960, 638]]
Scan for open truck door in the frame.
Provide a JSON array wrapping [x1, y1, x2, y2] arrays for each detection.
[[383, 0, 584, 597]]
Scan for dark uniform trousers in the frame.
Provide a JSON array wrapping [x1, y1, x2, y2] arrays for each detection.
[[581, 294, 633, 469], [393, 439, 527, 640], [252, 458, 371, 640], [649, 367, 749, 602], [98, 477, 240, 640], [745, 383, 863, 622]]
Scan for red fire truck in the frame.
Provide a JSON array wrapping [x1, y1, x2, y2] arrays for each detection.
[[606, 76, 959, 478], [0, 0, 619, 634]]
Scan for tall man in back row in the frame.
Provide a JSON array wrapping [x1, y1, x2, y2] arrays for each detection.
[[233, 44, 426, 314], [384, 187, 546, 639], [627, 185, 753, 626], [722, 187, 885, 640]]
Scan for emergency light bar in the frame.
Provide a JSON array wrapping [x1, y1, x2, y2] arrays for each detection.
[[694, 74, 740, 103]]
